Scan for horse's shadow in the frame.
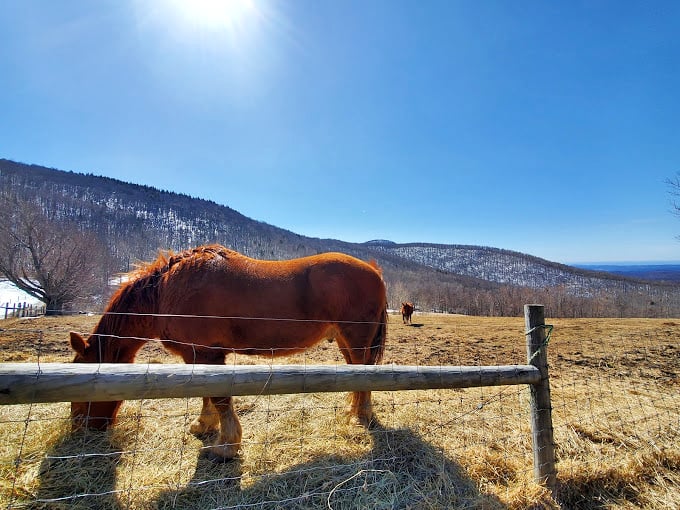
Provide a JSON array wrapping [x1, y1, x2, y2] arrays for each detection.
[[34, 429, 122, 509], [154, 440, 244, 509], [157, 420, 506, 509]]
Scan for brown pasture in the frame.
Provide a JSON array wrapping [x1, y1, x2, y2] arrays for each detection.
[[1, 312, 678, 509]]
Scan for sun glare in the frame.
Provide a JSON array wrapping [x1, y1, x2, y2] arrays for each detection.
[[169, 0, 257, 32]]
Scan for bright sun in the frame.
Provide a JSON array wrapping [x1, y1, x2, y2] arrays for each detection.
[[169, 0, 257, 32]]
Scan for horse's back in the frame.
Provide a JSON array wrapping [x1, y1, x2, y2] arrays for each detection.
[[157, 250, 385, 321]]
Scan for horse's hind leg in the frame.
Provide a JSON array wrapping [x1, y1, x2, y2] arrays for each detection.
[[208, 396, 242, 460], [349, 384, 373, 425], [337, 320, 386, 425]]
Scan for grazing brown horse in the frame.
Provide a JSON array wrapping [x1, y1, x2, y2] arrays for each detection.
[[70, 245, 387, 459], [400, 302, 414, 324]]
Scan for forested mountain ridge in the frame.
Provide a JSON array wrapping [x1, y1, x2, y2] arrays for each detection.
[[0, 158, 313, 264], [2, 158, 679, 317]]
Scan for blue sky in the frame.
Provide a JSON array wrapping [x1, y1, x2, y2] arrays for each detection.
[[2, 1, 679, 264]]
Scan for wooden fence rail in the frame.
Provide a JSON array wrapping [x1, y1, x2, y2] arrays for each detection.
[[0, 305, 556, 490], [0, 363, 541, 404]]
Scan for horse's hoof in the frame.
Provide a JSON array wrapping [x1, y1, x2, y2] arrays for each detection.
[[190, 419, 219, 436], [348, 413, 373, 428], [208, 443, 240, 461]]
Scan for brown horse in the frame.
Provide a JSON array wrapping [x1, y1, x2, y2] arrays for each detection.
[[400, 302, 414, 324], [70, 245, 387, 459]]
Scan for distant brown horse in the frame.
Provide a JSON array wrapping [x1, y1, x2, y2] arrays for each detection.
[[70, 245, 387, 459], [400, 302, 414, 324]]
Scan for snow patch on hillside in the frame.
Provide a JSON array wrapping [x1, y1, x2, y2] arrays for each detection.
[[0, 280, 41, 306]]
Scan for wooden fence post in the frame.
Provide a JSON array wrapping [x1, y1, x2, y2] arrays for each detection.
[[525, 304, 556, 490]]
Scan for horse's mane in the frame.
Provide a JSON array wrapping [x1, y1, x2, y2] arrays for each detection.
[[127, 244, 235, 280], [94, 245, 235, 338], [367, 259, 383, 277]]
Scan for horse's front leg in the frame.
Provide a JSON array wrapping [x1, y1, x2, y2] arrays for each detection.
[[176, 347, 228, 437], [189, 397, 220, 436], [208, 396, 242, 460]]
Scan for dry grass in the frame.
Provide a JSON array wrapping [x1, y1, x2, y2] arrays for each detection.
[[0, 313, 678, 509]]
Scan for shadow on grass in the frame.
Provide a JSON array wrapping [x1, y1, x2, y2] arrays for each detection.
[[156, 443, 244, 509], [33, 430, 122, 510], [157, 419, 507, 509], [553, 473, 644, 510]]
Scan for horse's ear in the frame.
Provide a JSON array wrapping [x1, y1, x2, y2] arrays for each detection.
[[69, 332, 89, 355]]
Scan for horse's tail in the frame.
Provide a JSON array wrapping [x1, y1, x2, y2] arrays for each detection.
[[369, 304, 387, 365]]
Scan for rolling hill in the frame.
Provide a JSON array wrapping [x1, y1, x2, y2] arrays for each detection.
[[2, 158, 679, 317]]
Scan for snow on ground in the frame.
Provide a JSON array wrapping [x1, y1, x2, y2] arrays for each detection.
[[0, 280, 42, 306]]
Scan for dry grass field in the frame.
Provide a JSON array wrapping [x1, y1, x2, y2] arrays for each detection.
[[1, 312, 678, 509]]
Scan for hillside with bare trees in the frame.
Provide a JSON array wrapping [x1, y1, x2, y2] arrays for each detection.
[[2, 159, 679, 317]]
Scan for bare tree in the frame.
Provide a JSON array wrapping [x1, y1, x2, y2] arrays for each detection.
[[667, 173, 680, 222], [0, 196, 111, 315]]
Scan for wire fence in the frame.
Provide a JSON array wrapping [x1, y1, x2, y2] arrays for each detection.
[[1, 312, 678, 509]]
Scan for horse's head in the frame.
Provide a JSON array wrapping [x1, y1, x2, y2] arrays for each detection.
[[69, 331, 122, 430]]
